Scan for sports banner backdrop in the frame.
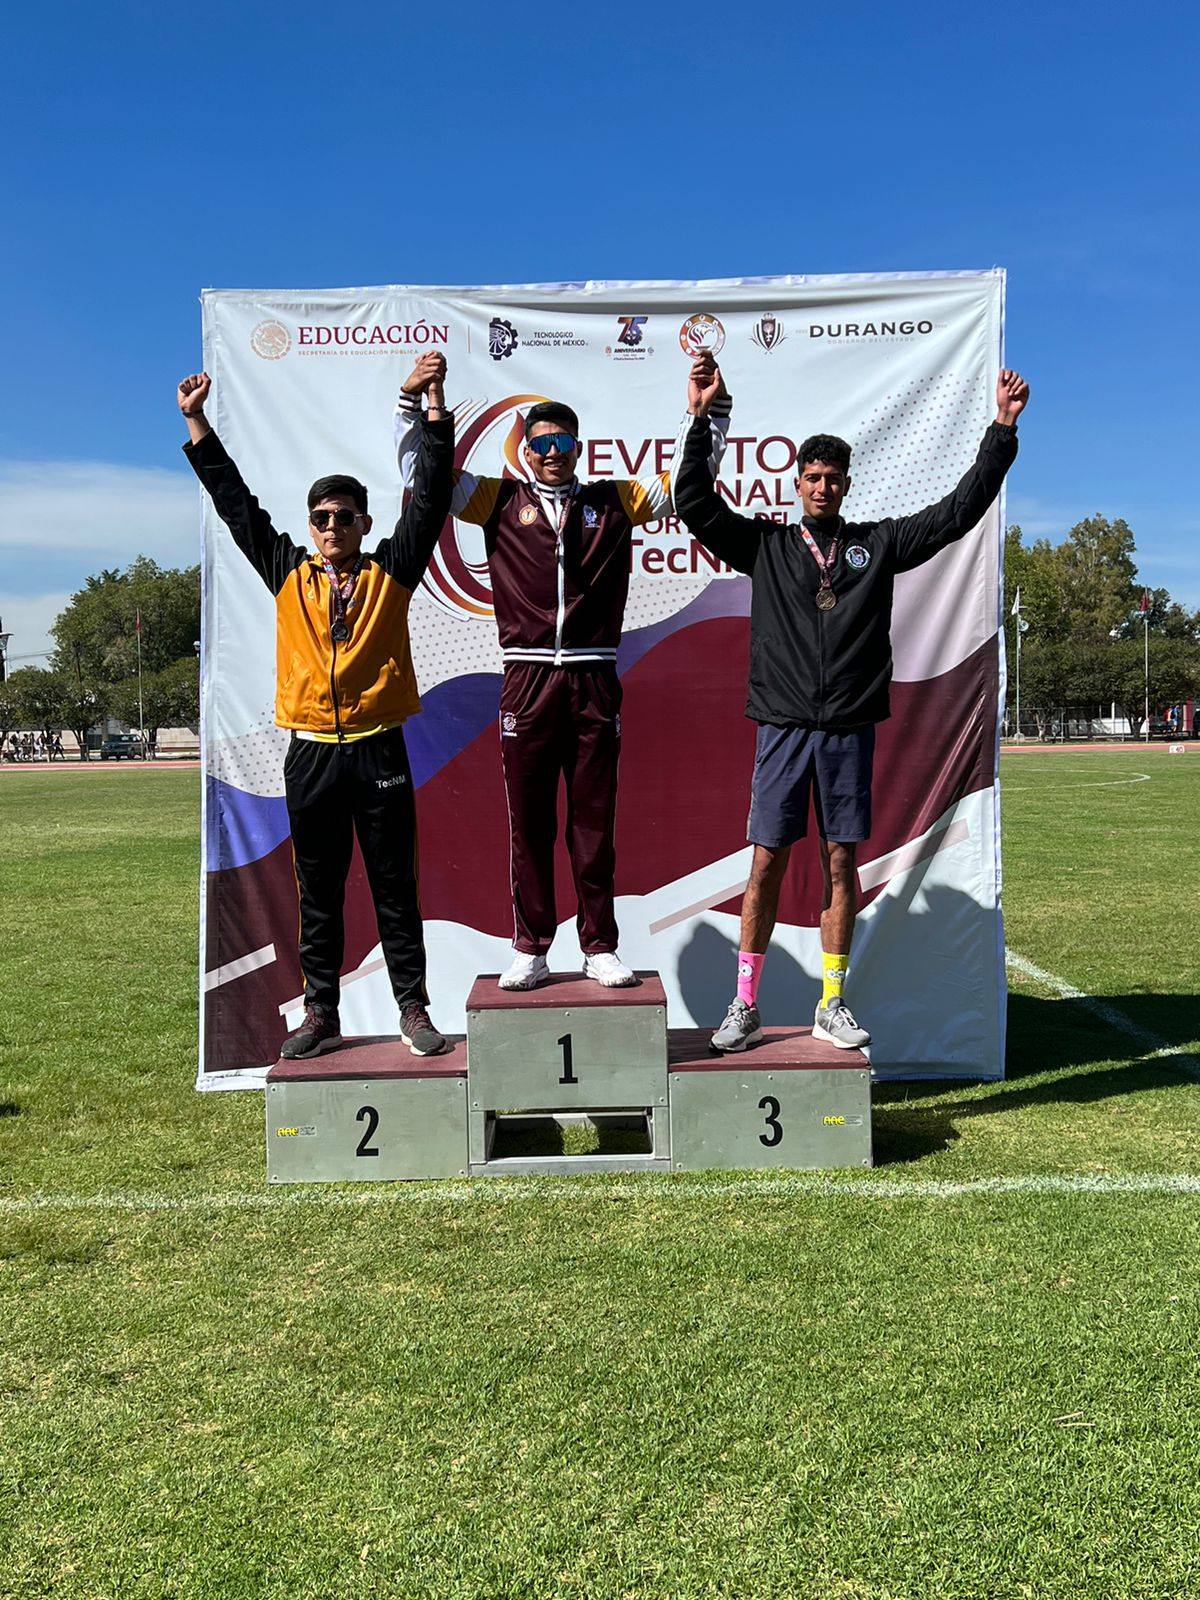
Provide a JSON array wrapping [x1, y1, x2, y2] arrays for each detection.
[[198, 271, 1009, 1089]]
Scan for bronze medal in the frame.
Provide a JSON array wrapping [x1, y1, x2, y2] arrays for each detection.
[[800, 522, 841, 615]]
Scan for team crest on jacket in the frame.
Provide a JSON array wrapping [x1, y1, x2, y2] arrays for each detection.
[[518, 504, 538, 525], [846, 544, 871, 570], [583, 505, 599, 527]]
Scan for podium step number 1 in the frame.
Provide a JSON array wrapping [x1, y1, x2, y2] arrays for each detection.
[[466, 972, 671, 1175]]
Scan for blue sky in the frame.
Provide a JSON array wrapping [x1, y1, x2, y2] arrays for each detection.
[[3, 0, 1196, 664]]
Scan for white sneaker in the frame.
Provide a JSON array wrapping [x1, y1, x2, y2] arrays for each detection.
[[498, 952, 550, 991], [583, 951, 637, 988]]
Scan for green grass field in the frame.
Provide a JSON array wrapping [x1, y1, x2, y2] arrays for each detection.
[[1, 754, 1198, 1599]]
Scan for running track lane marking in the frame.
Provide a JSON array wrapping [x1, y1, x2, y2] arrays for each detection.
[[1005, 947, 1200, 1081], [5, 1172, 1200, 1215]]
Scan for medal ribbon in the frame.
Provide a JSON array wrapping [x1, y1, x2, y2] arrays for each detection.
[[799, 524, 840, 602], [321, 555, 363, 636]]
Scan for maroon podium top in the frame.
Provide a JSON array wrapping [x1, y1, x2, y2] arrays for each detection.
[[267, 1034, 467, 1082], [466, 971, 666, 1011], [668, 1026, 867, 1072]]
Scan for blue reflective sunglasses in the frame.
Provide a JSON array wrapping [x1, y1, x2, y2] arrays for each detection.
[[527, 431, 578, 457]]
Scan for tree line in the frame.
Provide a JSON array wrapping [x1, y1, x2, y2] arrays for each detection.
[[1006, 515, 1198, 738], [2, 518, 1196, 755], [0, 557, 200, 758]]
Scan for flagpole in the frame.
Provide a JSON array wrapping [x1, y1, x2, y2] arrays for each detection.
[[136, 609, 145, 760], [1011, 588, 1022, 743], [1143, 607, 1150, 743]]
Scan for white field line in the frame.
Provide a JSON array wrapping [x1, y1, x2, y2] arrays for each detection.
[[1004, 769, 1152, 793], [5, 1172, 1200, 1217], [1005, 948, 1200, 1080]]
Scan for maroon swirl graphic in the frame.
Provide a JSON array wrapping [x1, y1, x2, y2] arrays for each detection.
[[421, 393, 548, 617]]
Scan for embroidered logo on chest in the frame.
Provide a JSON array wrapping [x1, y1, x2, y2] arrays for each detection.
[[845, 544, 872, 571], [518, 504, 539, 526], [583, 505, 599, 528]]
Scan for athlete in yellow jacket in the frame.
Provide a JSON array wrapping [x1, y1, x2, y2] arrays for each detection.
[[180, 356, 454, 1059]]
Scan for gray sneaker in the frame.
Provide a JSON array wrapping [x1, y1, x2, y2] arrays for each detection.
[[812, 997, 871, 1049], [711, 998, 764, 1053]]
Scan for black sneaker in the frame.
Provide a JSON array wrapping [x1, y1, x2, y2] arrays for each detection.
[[400, 1002, 447, 1057], [279, 1005, 342, 1060]]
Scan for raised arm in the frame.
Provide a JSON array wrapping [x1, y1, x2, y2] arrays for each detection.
[[886, 370, 1028, 572], [377, 355, 457, 591], [671, 357, 762, 574], [178, 372, 302, 593], [394, 358, 502, 527], [620, 381, 733, 527]]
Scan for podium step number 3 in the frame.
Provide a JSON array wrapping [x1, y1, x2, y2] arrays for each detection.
[[669, 1028, 871, 1171]]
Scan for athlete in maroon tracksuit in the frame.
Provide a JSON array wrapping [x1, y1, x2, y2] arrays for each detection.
[[396, 367, 730, 988]]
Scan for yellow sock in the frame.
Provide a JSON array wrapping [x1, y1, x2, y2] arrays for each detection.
[[821, 952, 848, 1009]]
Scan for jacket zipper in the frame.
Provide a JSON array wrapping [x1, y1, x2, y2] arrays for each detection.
[[554, 524, 566, 664], [327, 574, 344, 742], [540, 489, 567, 665]]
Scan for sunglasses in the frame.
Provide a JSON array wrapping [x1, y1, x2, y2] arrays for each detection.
[[527, 432, 578, 458], [309, 507, 361, 530]]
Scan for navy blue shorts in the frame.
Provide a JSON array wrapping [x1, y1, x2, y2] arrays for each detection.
[[747, 724, 875, 847]]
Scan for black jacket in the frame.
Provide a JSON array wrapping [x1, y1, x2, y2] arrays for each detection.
[[674, 416, 1018, 728]]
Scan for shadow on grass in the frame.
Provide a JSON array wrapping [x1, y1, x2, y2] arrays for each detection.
[[872, 1111, 961, 1165], [874, 991, 1200, 1130], [0, 1102, 20, 1118]]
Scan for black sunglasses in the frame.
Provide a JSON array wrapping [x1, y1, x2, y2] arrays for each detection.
[[309, 507, 361, 530]]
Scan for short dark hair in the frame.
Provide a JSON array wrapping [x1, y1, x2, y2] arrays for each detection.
[[307, 474, 368, 515], [798, 434, 851, 473], [524, 400, 580, 440]]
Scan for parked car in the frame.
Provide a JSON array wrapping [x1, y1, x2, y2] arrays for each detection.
[[100, 733, 144, 760]]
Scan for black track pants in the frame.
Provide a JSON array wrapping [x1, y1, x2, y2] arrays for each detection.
[[284, 728, 428, 1013]]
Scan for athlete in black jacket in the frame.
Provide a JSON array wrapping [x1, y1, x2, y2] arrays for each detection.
[[675, 356, 1029, 1052]]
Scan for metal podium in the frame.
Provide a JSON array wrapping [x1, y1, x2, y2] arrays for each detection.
[[264, 973, 872, 1182]]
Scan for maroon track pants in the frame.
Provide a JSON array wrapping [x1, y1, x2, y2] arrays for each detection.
[[500, 662, 622, 955]]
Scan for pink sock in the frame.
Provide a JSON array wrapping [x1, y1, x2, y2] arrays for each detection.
[[736, 951, 765, 1007]]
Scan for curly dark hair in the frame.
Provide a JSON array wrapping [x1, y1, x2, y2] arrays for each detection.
[[797, 434, 851, 473]]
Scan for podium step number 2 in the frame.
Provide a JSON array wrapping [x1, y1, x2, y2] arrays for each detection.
[[266, 1040, 468, 1183]]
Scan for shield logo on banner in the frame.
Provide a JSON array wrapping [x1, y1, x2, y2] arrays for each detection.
[[751, 313, 787, 353]]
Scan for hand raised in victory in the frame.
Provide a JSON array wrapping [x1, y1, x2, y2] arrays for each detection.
[[401, 352, 448, 397], [688, 353, 726, 416], [178, 372, 211, 416], [995, 369, 1030, 426]]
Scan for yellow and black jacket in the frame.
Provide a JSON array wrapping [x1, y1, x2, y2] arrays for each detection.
[[185, 417, 454, 736]]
